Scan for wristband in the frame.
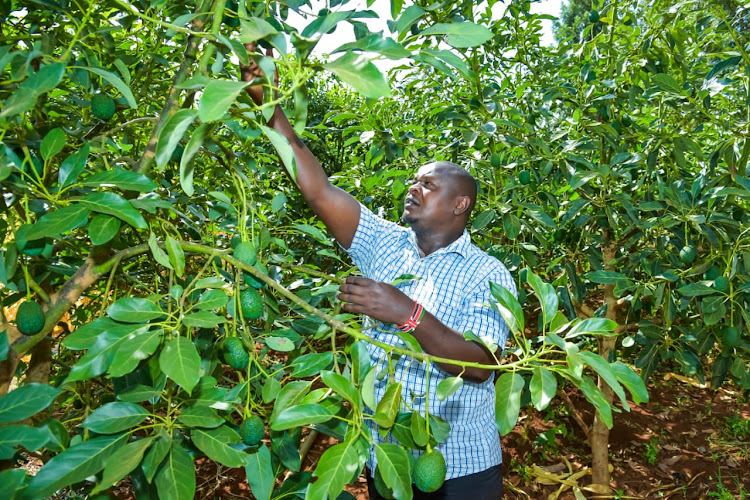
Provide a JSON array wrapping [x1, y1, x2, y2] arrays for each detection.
[[397, 301, 425, 333]]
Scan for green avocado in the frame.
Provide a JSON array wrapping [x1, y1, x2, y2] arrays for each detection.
[[239, 288, 264, 319], [16, 301, 45, 335], [239, 414, 265, 445], [223, 337, 249, 370], [679, 245, 697, 265], [234, 241, 257, 267], [91, 93, 116, 120], [414, 449, 446, 493], [713, 276, 729, 293]]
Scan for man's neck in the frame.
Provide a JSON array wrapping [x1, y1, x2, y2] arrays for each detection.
[[413, 227, 464, 257]]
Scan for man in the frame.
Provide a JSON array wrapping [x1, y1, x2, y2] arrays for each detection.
[[242, 45, 515, 500]]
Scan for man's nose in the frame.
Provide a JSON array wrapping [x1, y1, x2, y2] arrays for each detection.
[[408, 183, 420, 195]]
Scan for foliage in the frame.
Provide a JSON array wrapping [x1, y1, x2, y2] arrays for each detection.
[[0, 0, 748, 498]]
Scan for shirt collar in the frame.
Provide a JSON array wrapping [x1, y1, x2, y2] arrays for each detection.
[[407, 229, 471, 258]]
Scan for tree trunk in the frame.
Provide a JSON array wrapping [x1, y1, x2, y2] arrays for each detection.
[[590, 241, 619, 489]]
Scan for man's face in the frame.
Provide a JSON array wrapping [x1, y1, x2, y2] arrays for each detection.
[[401, 163, 459, 230]]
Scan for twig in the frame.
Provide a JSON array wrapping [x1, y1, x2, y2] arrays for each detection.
[[558, 388, 592, 441]]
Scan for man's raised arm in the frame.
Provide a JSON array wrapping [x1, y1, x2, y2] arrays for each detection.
[[241, 45, 360, 249]]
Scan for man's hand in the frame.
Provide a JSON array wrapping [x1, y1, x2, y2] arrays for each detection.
[[240, 43, 276, 106], [337, 276, 414, 326]]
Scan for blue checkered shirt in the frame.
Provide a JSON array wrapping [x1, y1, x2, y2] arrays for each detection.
[[345, 204, 517, 479]]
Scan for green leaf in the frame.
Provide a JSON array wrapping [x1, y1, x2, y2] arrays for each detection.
[[0, 425, 50, 459], [108, 328, 163, 377], [395, 5, 425, 36], [239, 17, 278, 42], [525, 269, 558, 326], [410, 411, 428, 447], [38, 417, 68, 453], [142, 432, 171, 482], [586, 270, 631, 285], [93, 437, 154, 494], [0, 383, 60, 424], [572, 375, 613, 428], [40, 127, 66, 161], [293, 223, 332, 246], [59, 143, 90, 187], [262, 377, 281, 403], [156, 109, 198, 169], [289, 352, 333, 378], [89, 214, 121, 245], [25, 204, 90, 240], [561, 339, 582, 377], [611, 361, 649, 404], [63, 317, 143, 350], [198, 80, 248, 123], [66, 328, 140, 382], [82, 169, 157, 192], [321, 370, 361, 409], [265, 336, 295, 352], [154, 442, 196, 500], [260, 125, 297, 183], [0, 468, 27, 500], [489, 281, 523, 334], [245, 444, 273, 500], [166, 235, 185, 277], [472, 209, 495, 230], [420, 22, 493, 48], [180, 123, 211, 197], [305, 441, 359, 500], [374, 443, 412, 500], [270, 380, 311, 420], [565, 318, 618, 338], [0, 63, 65, 118], [25, 434, 128, 499], [652, 73, 685, 95], [436, 376, 463, 401], [148, 231, 173, 270], [495, 372, 524, 435], [324, 52, 390, 99], [196, 289, 228, 310], [77, 66, 137, 108], [107, 297, 164, 323], [176, 406, 224, 428], [0, 331, 7, 362], [705, 55, 741, 81], [270, 404, 334, 431], [334, 35, 411, 59], [117, 384, 161, 403], [192, 426, 248, 467], [159, 337, 201, 395], [350, 341, 372, 385], [361, 368, 377, 411], [82, 402, 149, 434], [677, 283, 717, 297], [373, 382, 401, 429], [530, 367, 557, 411], [79, 192, 147, 229]]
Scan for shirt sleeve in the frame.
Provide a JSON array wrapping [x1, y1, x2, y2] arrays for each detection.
[[456, 267, 517, 350], [345, 203, 402, 278]]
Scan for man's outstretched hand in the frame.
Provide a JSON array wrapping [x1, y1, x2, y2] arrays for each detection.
[[337, 276, 414, 326], [241, 42, 276, 106]]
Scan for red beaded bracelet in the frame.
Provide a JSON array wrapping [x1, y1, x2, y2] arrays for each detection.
[[397, 301, 425, 333]]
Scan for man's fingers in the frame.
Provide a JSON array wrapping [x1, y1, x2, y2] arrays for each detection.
[[340, 302, 367, 315]]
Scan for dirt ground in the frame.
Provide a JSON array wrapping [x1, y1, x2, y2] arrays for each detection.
[[182, 374, 749, 499]]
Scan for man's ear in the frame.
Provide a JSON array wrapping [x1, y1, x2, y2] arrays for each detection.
[[453, 196, 471, 216]]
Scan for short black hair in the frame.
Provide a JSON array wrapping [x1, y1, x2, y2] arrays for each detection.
[[432, 161, 477, 213]]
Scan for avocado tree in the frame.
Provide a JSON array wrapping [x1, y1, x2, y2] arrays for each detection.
[[4, 0, 739, 497], [336, 0, 750, 488]]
